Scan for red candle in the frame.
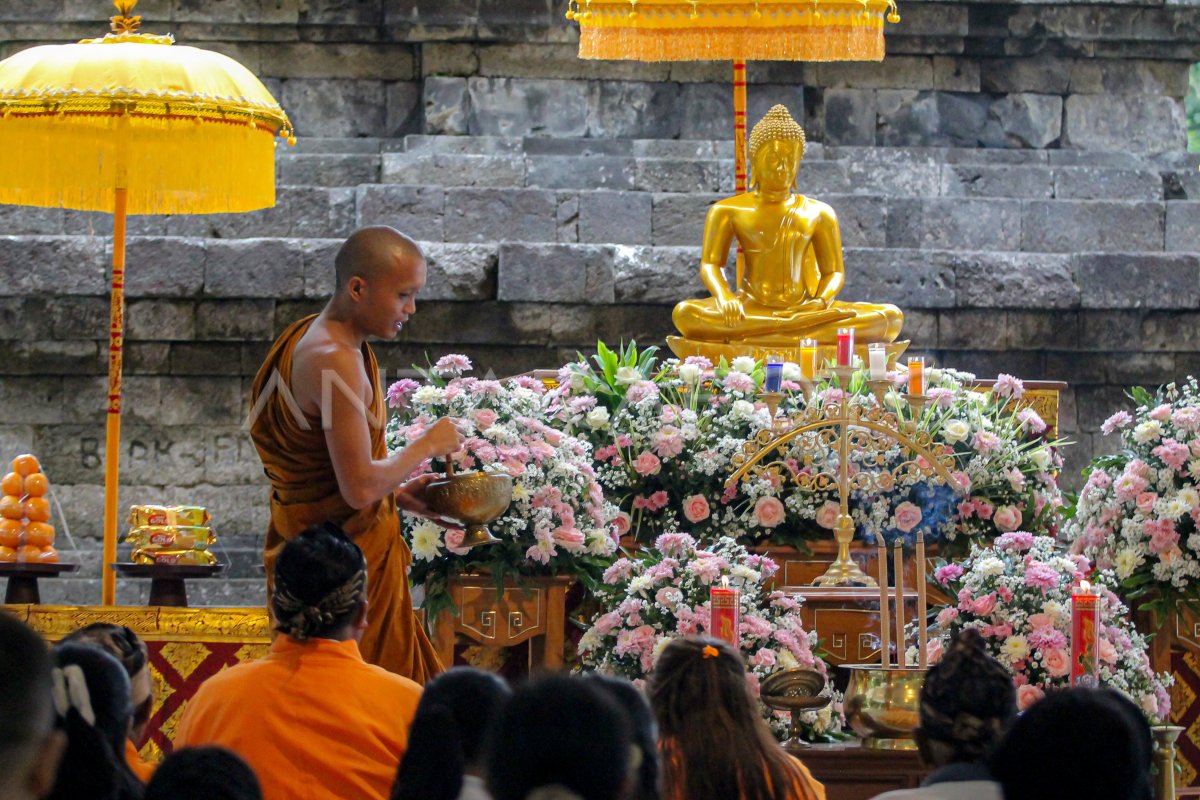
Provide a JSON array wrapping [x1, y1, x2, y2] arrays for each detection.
[[836, 328, 854, 367], [1070, 580, 1101, 688], [710, 577, 740, 647]]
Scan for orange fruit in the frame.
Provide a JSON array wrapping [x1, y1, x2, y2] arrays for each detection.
[[0, 472, 21, 496], [0, 519, 22, 548], [10, 454, 40, 478], [36, 546, 58, 564], [23, 472, 48, 497], [0, 546, 14, 562], [23, 497, 50, 523], [24, 522, 53, 548], [15, 544, 40, 562], [0, 496, 23, 520]]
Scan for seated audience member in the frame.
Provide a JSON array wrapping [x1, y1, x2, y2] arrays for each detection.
[[870, 629, 1015, 800], [60, 624, 156, 781], [391, 667, 512, 800], [46, 643, 143, 800], [584, 674, 661, 800], [650, 637, 825, 800], [144, 747, 261, 800], [0, 613, 65, 800], [991, 687, 1153, 800], [174, 521, 423, 800], [488, 674, 633, 800]]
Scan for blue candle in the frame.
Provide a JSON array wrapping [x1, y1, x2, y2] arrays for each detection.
[[764, 357, 783, 392]]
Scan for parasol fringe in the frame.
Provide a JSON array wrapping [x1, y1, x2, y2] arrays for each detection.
[[579, 23, 885, 61]]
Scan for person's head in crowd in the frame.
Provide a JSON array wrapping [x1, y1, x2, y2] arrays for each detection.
[[991, 687, 1153, 800], [0, 614, 65, 800], [915, 628, 1016, 769], [488, 674, 632, 800], [60, 625, 153, 743], [144, 747, 261, 800], [45, 643, 142, 800], [650, 636, 814, 800], [391, 667, 512, 800], [273, 521, 368, 643], [583, 674, 660, 800]]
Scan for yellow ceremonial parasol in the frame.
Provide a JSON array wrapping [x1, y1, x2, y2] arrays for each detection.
[[0, 0, 294, 604], [569, 0, 899, 286]]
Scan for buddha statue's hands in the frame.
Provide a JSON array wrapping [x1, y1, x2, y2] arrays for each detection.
[[717, 295, 745, 328]]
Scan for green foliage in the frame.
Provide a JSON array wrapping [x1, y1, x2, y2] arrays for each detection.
[[1189, 63, 1200, 153]]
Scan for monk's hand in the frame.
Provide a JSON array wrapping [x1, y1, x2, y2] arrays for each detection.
[[418, 417, 465, 460], [717, 296, 745, 328], [395, 473, 457, 526]]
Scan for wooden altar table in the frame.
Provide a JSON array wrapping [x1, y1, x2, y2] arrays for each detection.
[[789, 741, 927, 800]]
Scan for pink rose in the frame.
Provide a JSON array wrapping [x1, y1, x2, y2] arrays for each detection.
[[1017, 684, 1045, 711], [682, 494, 711, 523], [1136, 492, 1158, 514], [472, 408, 499, 430], [993, 505, 1023, 532], [971, 592, 997, 616], [1027, 613, 1054, 629], [444, 528, 470, 556], [1099, 637, 1118, 665], [1043, 648, 1070, 678], [894, 501, 923, 533], [633, 451, 662, 476], [815, 501, 840, 530], [612, 512, 631, 537], [754, 496, 786, 528], [936, 607, 959, 626], [552, 527, 586, 552], [1149, 403, 1172, 422], [926, 637, 943, 665]]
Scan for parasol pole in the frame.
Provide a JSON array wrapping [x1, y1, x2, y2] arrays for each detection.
[[102, 119, 129, 605], [733, 59, 747, 291]]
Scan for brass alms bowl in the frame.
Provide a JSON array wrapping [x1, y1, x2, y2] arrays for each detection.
[[760, 667, 831, 749], [424, 470, 513, 548], [842, 665, 927, 751]]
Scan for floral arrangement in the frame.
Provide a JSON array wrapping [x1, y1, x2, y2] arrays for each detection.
[[930, 533, 1171, 721], [385, 355, 621, 615], [1068, 379, 1200, 612], [552, 342, 1064, 554], [577, 532, 843, 741]]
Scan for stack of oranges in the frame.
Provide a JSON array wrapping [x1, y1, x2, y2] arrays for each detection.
[[0, 454, 57, 563]]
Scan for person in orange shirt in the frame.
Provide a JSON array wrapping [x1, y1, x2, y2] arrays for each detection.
[[650, 637, 826, 800], [249, 225, 463, 683], [60, 624, 156, 782], [174, 521, 423, 800]]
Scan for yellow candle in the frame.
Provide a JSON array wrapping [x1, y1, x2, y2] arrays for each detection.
[[800, 338, 817, 380]]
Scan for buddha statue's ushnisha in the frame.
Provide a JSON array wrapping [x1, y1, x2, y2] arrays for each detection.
[[670, 105, 903, 359]]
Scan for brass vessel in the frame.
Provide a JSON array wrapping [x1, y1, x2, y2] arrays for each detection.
[[842, 664, 926, 751], [424, 467, 513, 548], [760, 667, 831, 749]]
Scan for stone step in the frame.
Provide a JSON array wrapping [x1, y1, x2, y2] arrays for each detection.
[[27, 577, 265, 608]]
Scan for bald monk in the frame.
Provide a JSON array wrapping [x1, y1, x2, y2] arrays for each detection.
[[0, 613, 65, 800], [249, 225, 462, 682], [176, 522, 423, 800]]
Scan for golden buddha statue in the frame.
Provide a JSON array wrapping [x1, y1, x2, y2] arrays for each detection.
[[669, 105, 904, 362]]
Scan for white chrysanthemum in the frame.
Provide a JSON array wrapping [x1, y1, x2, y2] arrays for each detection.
[[628, 574, 654, 596], [1179, 487, 1199, 510], [587, 529, 616, 556], [677, 363, 701, 384], [1133, 420, 1163, 444], [1167, 498, 1190, 519], [730, 399, 756, 420], [1000, 635, 1030, 662], [975, 556, 1006, 577], [941, 419, 971, 444], [411, 385, 444, 405], [1115, 549, 1143, 580], [1041, 600, 1069, 628], [1031, 448, 1052, 470], [781, 362, 802, 381], [586, 407, 610, 430], [731, 356, 757, 374], [653, 635, 673, 663], [411, 521, 442, 561]]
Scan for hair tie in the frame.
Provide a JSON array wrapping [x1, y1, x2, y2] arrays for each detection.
[[702, 645, 719, 659], [51, 665, 96, 727]]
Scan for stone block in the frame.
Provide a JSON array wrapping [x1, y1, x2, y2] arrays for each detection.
[[277, 153, 382, 188], [443, 188, 558, 243], [423, 76, 470, 135], [421, 243, 498, 301], [651, 194, 723, 247], [281, 79, 388, 138], [157, 376, 244, 426], [421, 43, 479, 77], [1068, 60, 1188, 97], [45, 297, 112, 340], [980, 57, 1070, 95], [611, 246, 698, 304], [556, 194, 578, 244], [467, 77, 588, 137], [828, 195, 888, 248], [877, 91, 990, 148], [381, 152, 526, 188], [356, 185, 445, 241], [938, 309, 1009, 349], [126, 342, 171, 374], [0, 425, 33, 460], [285, 187, 355, 240], [1007, 311, 1080, 350], [525, 155, 636, 191], [1166, 202, 1200, 251], [205, 239, 304, 299], [0, 236, 108, 297], [125, 237, 206, 297], [578, 192, 653, 246], [941, 165, 1054, 199], [933, 57, 980, 92], [1080, 311, 1143, 352], [1043, 350, 1106, 384], [840, 249, 956, 310], [842, 152, 943, 197], [634, 159, 723, 194], [679, 83, 733, 141], [1078, 253, 1200, 309], [954, 253, 1079, 309], [1053, 168, 1162, 202], [1022, 201, 1164, 253], [262, 42, 415, 80], [921, 199, 1022, 251], [824, 89, 875, 146], [168, 342, 244, 375], [127, 300, 197, 342], [13, 340, 101, 376], [1063, 94, 1186, 155], [300, 239, 341, 299], [386, 81, 422, 137], [815, 58, 934, 90], [1107, 351, 1177, 385], [195, 300, 276, 341], [989, 93, 1062, 148], [478, 42, 667, 82], [497, 243, 615, 303], [0, 205, 63, 235], [886, 199, 924, 248]]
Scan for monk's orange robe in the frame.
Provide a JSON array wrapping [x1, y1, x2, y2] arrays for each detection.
[[124, 739, 155, 782], [174, 636, 421, 800], [250, 315, 442, 682]]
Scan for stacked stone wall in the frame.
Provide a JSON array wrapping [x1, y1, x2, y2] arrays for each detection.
[[0, 0, 1198, 603]]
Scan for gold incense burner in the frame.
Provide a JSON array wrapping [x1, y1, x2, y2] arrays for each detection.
[[760, 667, 831, 749], [842, 664, 926, 750], [424, 466, 513, 548]]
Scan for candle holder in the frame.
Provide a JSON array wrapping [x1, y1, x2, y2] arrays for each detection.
[[904, 393, 927, 415], [758, 390, 784, 418], [867, 379, 891, 407], [830, 365, 856, 387], [760, 668, 831, 750], [1152, 725, 1184, 800], [813, 512, 877, 587]]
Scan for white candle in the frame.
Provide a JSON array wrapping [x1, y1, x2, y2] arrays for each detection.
[[868, 344, 887, 380]]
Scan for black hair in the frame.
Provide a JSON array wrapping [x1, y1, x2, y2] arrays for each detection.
[[273, 520, 367, 640], [145, 746, 261, 800], [61, 623, 153, 730], [46, 643, 143, 800], [584, 674, 660, 800], [391, 667, 512, 800], [991, 687, 1153, 800], [0, 613, 54, 765], [487, 674, 631, 800]]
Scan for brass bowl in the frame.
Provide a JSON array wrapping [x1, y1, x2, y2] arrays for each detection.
[[842, 665, 926, 750], [424, 471, 513, 548], [760, 668, 831, 748]]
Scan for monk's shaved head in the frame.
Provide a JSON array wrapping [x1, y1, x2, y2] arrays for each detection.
[[334, 226, 425, 292], [0, 613, 56, 799]]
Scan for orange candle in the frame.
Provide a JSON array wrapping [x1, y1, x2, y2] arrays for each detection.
[[710, 577, 740, 648], [908, 356, 925, 397]]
